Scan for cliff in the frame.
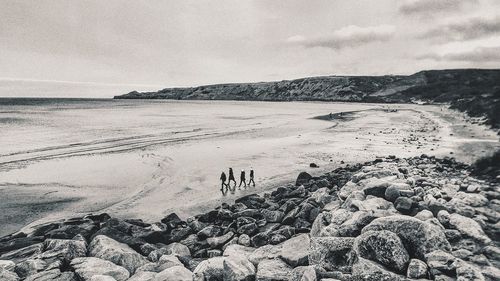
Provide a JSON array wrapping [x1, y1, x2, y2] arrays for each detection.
[[115, 69, 500, 129]]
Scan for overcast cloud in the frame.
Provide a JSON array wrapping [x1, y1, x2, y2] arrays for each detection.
[[0, 0, 499, 97]]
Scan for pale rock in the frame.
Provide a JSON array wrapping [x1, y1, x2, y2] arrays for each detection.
[[449, 213, 491, 244], [71, 257, 129, 281], [309, 237, 354, 272], [279, 234, 310, 267], [289, 266, 316, 281], [89, 235, 147, 274], [154, 265, 193, 281], [256, 258, 292, 281], [192, 256, 225, 281], [406, 259, 428, 279], [223, 254, 256, 281]]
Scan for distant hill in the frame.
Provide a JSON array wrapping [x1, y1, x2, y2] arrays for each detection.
[[115, 69, 500, 129]]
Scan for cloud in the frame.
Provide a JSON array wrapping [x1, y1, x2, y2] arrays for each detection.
[[287, 25, 395, 50], [420, 16, 500, 42], [417, 46, 500, 62], [399, 0, 477, 15]]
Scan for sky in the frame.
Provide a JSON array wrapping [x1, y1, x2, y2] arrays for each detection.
[[1, 0, 500, 97]]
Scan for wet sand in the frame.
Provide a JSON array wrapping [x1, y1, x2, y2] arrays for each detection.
[[1, 100, 498, 236]]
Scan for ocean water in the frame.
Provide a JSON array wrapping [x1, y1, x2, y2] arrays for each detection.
[[1, 98, 496, 236]]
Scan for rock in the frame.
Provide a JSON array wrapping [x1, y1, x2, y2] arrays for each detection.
[[309, 237, 354, 272], [251, 233, 269, 247], [296, 172, 312, 186], [45, 221, 98, 240], [394, 197, 413, 214], [237, 223, 259, 236], [256, 258, 292, 281], [0, 268, 19, 281], [0, 237, 44, 256], [309, 163, 319, 168], [289, 266, 316, 281], [279, 234, 310, 267], [248, 244, 282, 266], [169, 227, 193, 242], [424, 250, 456, 277], [362, 215, 451, 259], [0, 243, 43, 264], [223, 254, 255, 281], [197, 225, 222, 240], [353, 230, 409, 273], [414, 210, 434, 221], [89, 235, 147, 274], [14, 259, 47, 279], [71, 257, 130, 281], [207, 249, 222, 257], [448, 213, 492, 244], [160, 213, 183, 229], [0, 260, 15, 271], [154, 265, 193, 281], [24, 269, 77, 281], [88, 275, 116, 281], [455, 192, 488, 207], [223, 244, 256, 261], [261, 209, 285, 223], [352, 257, 405, 280], [127, 271, 157, 281], [406, 259, 428, 279], [192, 256, 225, 281], [137, 255, 183, 273], [40, 238, 87, 264], [148, 243, 190, 262], [269, 234, 287, 245], [238, 234, 251, 246], [207, 231, 234, 249]]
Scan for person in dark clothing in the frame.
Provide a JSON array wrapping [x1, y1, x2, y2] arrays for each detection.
[[248, 168, 255, 187], [239, 169, 247, 188], [220, 171, 228, 191], [228, 168, 236, 187]]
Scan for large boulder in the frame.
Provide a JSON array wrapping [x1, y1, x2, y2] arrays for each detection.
[[40, 237, 87, 264], [308, 237, 354, 272], [192, 256, 225, 281], [207, 231, 234, 249], [296, 172, 312, 186], [136, 255, 183, 273], [353, 230, 409, 273], [223, 254, 256, 281], [352, 257, 406, 280], [279, 234, 310, 267], [0, 268, 19, 281], [71, 257, 130, 281], [362, 215, 451, 259], [89, 235, 147, 274], [223, 244, 256, 261], [289, 266, 316, 281], [24, 269, 76, 281], [148, 243, 190, 262], [0, 243, 44, 264], [14, 259, 47, 279], [256, 258, 292, 281], [153, 265, 193, 281], [448, 213, 492, 244]]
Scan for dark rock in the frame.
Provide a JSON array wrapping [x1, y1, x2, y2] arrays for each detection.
[[161, 213, 184, 229], [124, 219, 150, 228], [197, 225, 222, 240], [296, 172, 313, 186], [407, 258, 428, 279], [169, 227, 193, 243], [207, 231, 234, 249], [237, 223, 258, 236], [394, 197, 414, 214], [236, 217, 257, 228], [251, 233, 269, 247], [261, 209, 284, 223], [91, 227, 146, 251], [0, 243, 43, 264], [0, 237, 44, 255], [45, 222, 98, 240], [310, 163, 319, 168], [197, 210, 219, 224], [282, 207, 300, 225], [269, 234, 287, 245]]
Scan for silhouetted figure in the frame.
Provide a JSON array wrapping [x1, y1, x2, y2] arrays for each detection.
[[239, 170, 247, 188], [228, 168, 236, 187], [248, 169, 255, 187], [220, 171, 228, 191]]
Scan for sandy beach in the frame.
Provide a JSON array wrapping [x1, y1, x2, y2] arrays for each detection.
[[0, 100, 498, 237]]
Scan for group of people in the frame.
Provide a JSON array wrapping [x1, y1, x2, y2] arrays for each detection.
[[220, 167, 255, 192]]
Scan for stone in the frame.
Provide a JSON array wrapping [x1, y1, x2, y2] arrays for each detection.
[[256, 258, 292, 281], [406, 259, 428, 279], [424, 250, 456, 277], [207, 231, 234, 249], [207, 249, 222, 258], [237, 223, 259, 236], [352, 257, 405, 280], [160, 213, 183, 229], [238, 234, 251, 246], [24, 269, 77, 281], [308, 237, 354, 272], [289, 266, 316, 281], [223, 254, 256, 281], [197, 225, 222, 239], [261, 209, 285, 223], [14, 259, 47, 279], [353, 230, 409, 273], [192, 256, 225, 281], [88, 275, 116, 281], [71, 257, 130, 281], [455, 192, 488, 207], [89, 235, 147, 274], [448, 213, 492, 244], [0, 237, 44, 256], [154, 265, 193, 281], [223, 244, 255, 261], [251, 233, 269, 247], [279, 234, 310, 267], [40, 238, 87, 264], [248, 244, 281, 266], [362, 215, 451, 259], [0, 260, 15, 271], [137, 255, 183, 273], [455, 260, 485, 281], [127, 271, 157, 281], [148, 242, 190, 262], [394, 197, 413, 214], [46, 222, 98, 240], [0, 268, 19, 281], [296, 172, 312, 186], [0, 243, 43, 264], [414, 210, 434, 221]]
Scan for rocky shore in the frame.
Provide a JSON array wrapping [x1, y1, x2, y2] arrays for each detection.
[[0, 154, 499, 281]]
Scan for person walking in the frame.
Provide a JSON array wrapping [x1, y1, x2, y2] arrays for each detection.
[[220, 171, 228, 191], [228, 167, 236, 187], [239, 169, 247, 188], [248, 168, 255, 187]]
